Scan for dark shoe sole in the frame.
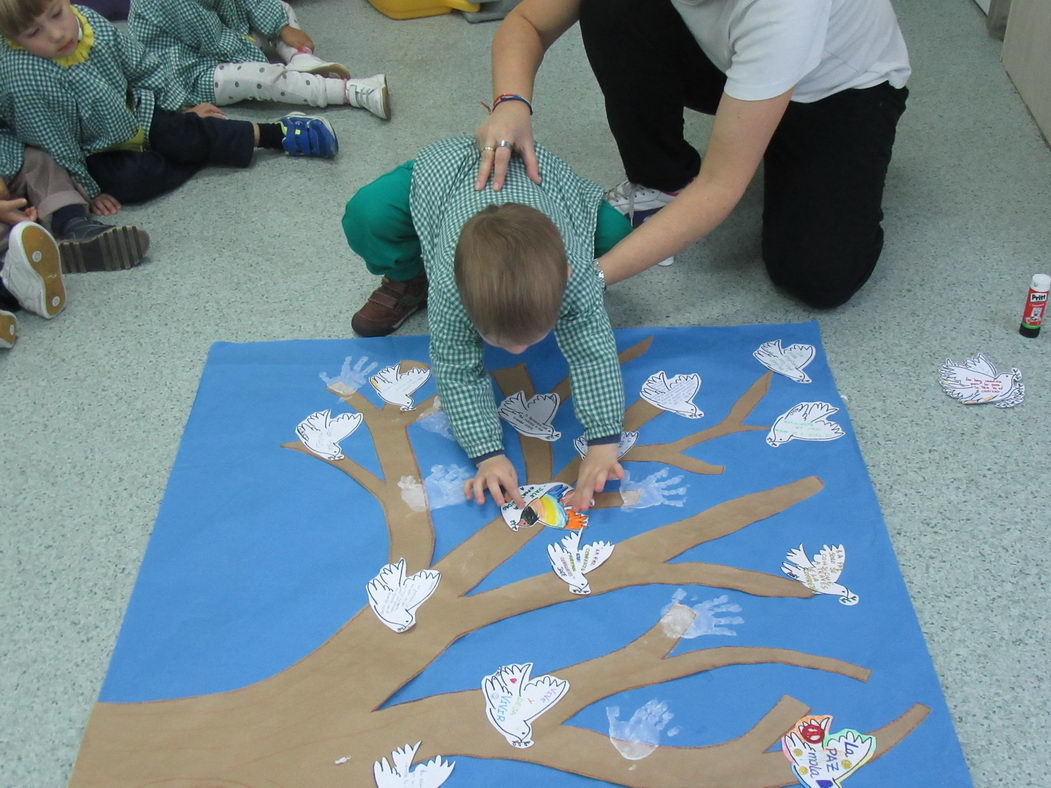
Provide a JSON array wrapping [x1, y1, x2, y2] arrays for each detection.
[[59, 226, 150, 273]]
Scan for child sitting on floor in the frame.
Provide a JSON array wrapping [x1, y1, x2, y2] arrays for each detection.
[[342, 135, 633, 512], [128, 0, 389, 120], [0, 0, 339, 211]]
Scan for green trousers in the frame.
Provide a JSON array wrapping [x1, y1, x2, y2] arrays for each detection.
[[342, 160, 632, 282]]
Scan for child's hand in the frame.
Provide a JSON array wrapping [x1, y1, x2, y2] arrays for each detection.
[[279, 25, 314, 52], [464, 454, 526, 509], [0, 197, 36, 225], [90, 193, 121, 216], [566, 442, 624, 512], [184, 103, 226, 119]]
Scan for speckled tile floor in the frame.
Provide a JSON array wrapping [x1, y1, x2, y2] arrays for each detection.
[[1, 1, 1048, 785]]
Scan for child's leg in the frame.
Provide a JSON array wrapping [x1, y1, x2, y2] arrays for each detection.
[[212, 62, 346, 108], [594, 201, 632, 258], [343, 161, 428, 337], [273, 3, 351, 79]]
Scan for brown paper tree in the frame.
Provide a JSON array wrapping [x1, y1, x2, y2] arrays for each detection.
[[71, 337, 928, 786]]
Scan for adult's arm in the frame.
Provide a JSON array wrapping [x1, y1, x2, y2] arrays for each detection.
[[475, 0, 581, 191], [598, 88, 793, 284]]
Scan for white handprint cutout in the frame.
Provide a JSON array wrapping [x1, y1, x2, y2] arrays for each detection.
[[415, 399, 455, 441], [661, 589, 744, 638], [424, 464, 472, 510], [619, 468, 687, 511], [320, 355, 380, 395], [398, 476, 426, 513], [606, 700, 674, 761]]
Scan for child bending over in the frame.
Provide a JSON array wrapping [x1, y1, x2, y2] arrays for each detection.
[[0, 0, 339, 211], [129, 0, 389, 119], [343, 136, 633, 511]]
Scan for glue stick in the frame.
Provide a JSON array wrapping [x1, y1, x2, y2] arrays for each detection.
[[1019, 273, 1050, 338]]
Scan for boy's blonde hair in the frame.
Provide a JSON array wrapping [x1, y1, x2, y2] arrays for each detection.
[[0, 0, 50, 40], [454, 203, 568, 345]]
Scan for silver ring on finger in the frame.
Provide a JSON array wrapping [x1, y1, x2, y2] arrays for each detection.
[[496, 140, 514, 149]]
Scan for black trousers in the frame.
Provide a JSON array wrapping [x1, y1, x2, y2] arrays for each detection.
[[579, 0, 909, 308], [86, 109, 256, 204]]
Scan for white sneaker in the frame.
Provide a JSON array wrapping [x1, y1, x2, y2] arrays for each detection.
[[345, 74, 390, 120], [605, 180, 677, 266], [287, 52, 351, 80], [0, 222, 65, 318], [0, 309, 16, 348]]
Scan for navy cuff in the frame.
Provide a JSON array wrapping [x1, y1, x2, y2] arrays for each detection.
[[587, 433, 621, 446], [470, 450, 505, 465]]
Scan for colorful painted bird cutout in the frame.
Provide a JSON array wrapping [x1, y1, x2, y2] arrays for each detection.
[[501, 482, 588, 532], [547, 531, 615, 595], [482, 662, 570, 748], [781, 544, 859, 605], [753, 339, 817, 383], [369, 363, 431, 411], [781, 714, 876, 787], [295, 409, 363, 460], [366, 558, 442, 632], [640, 370, 704, 418], [572, 430, 638, 459], [766, 402, 845, 447], [498, 391, 562, 441], [939, 353, 1024, 408], [372, 741, 455, 787]]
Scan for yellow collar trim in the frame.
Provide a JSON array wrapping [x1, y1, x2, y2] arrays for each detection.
[[4, 6, 94, 66]]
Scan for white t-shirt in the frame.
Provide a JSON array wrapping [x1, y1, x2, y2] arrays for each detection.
[[670, 0, 911, 103]]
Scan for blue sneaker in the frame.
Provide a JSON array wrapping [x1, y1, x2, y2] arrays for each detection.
[[278, 112, 338, 159]]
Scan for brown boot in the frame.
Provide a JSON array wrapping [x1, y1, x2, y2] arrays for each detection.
[[351, 273, 428, 337]]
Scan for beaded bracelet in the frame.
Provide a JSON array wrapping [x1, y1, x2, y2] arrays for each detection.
[[481, 93, 533, 115]]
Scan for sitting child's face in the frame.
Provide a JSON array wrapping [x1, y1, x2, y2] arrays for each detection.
[[12, 0, 79, 60]]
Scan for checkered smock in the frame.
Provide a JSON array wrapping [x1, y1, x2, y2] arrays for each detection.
[[0, 6, 180, 195], [409, 136, 624, 461], [129, 0, 290, 105]]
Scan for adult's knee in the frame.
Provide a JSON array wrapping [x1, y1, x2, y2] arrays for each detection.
[[763, 231, 883, 309]]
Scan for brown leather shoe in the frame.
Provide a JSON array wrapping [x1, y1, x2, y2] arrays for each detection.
[[351, 273, 428, 337]]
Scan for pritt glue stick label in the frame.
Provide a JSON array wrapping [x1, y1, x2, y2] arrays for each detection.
[[1020, 273, 1050, 338]]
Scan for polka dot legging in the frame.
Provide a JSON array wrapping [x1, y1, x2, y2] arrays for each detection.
[[212, 62, 346, 108]]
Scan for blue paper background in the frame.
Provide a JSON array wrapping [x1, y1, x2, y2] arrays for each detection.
[[99, 322, 971, 786]]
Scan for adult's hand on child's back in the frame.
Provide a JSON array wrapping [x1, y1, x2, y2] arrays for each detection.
[[464, 454, 527, 509], [566, 442, 624, 512], [90, 193, 121, 216], [280, 25, 314, 53], [474, 102, 539, 192], [184, 103, 226, 119], [0, 197, 36, 225]]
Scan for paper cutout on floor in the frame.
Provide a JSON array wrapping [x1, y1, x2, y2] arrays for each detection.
[[498, 391, 562, 441], [373, 741, 455, 788], [572, 430, 638, 459], [939, 353, 1024, 408], [766, 402, 845, 447], [619, 468, 687, 511], [321, 355, 379, 395], [781, 715, 876, 788], [482, 663, 570, 749], [295, 409, 363, 461], [782, 544, 859, 606], [423, 464, 473, 510], [661, 589, 744, 638], [754, 339, 816, 383], [501, 482, 588, 532], [366, 558, 442, 632], [640, 371, 704, 418], [370, 363, 431, 411], [546, 531, 615, 595], [607, 699, 675, 761]]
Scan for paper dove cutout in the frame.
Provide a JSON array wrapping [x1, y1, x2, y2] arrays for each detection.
[[641, 371, 703, 418], [370, 364, 431, 411], [295, 409, 363, 460], [781, 714, 876, 788], [781, 544, 859, 605], [501, 482, 588, 532], [753, 339, 816, 383], [572, 431, 638, 459], [939, 353, 1024, 408], [373, 741, 454, 788], [766, 402, 845, 447], [547, 531, 615, 595], [482, 662, 569, 748], [498, 391, 562, 441], [366, 558, 442, 632]]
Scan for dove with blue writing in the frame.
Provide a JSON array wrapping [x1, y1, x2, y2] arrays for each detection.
[[482, 662, 569, 748], [498, 391, 562, 441], [370, 363, 431, 411], [547, 531, 615, 595], [781, 544, 858, 605], [766, 402, 844, 447], [753, 339, 816, 383], [295, 409, 363, 461], [373, 741, 454, 788], [640, 370, 703, 418]]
